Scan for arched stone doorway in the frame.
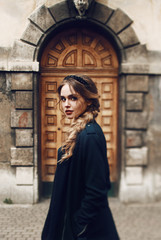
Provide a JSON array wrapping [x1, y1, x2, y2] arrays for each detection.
[[40, 26, 119, 196], [9, 1, 150, 203]]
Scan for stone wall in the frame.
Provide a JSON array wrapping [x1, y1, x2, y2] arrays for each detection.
[[0, 73, 36, 203], [1, 0, 161, 51], [119, 48, 161, 202], [0, 0, 161, 203]]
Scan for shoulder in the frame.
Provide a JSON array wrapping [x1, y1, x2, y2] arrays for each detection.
[[79, 121, 105, 140], [78, 121, 107, 158]]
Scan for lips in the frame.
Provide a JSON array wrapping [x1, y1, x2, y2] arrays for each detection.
[[65, 110, 73, 115]]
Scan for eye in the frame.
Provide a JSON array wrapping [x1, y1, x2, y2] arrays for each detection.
[[61, 96, 66, 102], [71, 96, 78, 101]]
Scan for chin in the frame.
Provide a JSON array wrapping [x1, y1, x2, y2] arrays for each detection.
[[66, 115, 74, 119]]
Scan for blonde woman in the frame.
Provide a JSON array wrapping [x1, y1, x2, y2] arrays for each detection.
[[41, 75, 119, 240]]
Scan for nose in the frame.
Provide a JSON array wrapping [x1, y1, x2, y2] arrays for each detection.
[[64, 99, 70, 107]]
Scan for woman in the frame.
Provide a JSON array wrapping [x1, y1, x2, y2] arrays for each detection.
[[41, 75, 119, 240]]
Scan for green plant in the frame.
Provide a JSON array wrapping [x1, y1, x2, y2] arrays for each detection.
[[3, 198, 13, 204]]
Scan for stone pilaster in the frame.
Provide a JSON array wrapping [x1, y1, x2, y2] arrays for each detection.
[[124, 74, 149, 186]]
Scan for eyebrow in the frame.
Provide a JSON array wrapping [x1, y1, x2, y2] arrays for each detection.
[[60, 94, 78, 98]]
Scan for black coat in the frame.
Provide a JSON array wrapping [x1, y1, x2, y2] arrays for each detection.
[[42, 121, 119, 240]]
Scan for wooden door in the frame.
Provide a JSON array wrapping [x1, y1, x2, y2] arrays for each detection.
[[40, 28, 119, 187]]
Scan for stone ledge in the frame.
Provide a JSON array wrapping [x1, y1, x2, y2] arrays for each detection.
[[107, 8, 132, 34], [121, 63, 161, 75], [29, 5, 55, 32], [8, 61, 39, 72], [11, 147, 33, 166], [121, 63, 149, 74], [0, 61, 8, 71], [149, 63, 161, 75]]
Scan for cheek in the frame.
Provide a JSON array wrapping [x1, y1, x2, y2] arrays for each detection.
[[61, 102, 65, 111], [76, 102, 87, 113]]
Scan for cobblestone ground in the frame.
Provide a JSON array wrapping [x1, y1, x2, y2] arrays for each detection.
[[0, 198, 161, 240]]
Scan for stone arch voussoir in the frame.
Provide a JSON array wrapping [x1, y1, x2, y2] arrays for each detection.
[[10, 1, 142, 64]]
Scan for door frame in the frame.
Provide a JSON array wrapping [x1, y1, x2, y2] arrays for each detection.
[[39, 25, 120, 197]]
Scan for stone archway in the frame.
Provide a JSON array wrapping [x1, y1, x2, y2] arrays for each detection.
[[9, 1, 150, 202], [10, 2, 140, 63]]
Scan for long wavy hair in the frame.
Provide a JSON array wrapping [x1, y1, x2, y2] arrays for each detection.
[[58, 75, 100, 162]]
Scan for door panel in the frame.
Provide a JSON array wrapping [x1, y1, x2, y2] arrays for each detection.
[[40, 28, 119, 186]]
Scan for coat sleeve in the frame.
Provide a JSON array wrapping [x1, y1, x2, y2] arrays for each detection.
[[73, 131, 111, 237]]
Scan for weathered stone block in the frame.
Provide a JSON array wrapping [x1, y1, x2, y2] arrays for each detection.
[[21, 22, 43, 46], [126, 167, 143, 185], [10, 40, 35, 61], [0, 61, 8, 71], [0, 73, 6, 91], [118, 26, 139, 48], [107, 8, 132, 34], [126, 93, 143, 110], [126, 147, 148, 166], [16, 129, 33, 147], [0, 47, 10, 62], [126, 75, 149, 92], [16, 167, 33, 185], [126, 130, 143, 147], [11, 73, 33, 90], [125, 44, 148, 63], [49, 1, 70, 22], [11, 110, 33, 128], [89, 2, 113, 23], [126, 111, 148, 129], [155, 173, 161, 200], [29, 5, 55, 32], [12, 185, 34, 204], [0, 92, 12, 163], [16, 91, 33, 109], [11, 147, 33, 166], [8, 61, 39, 72], [149, 63, 161, 75], [121, 63, 150, 74]]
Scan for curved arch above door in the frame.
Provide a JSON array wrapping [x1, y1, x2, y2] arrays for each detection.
[[40, 27, 119, 195], [41, 28, 118, 69]]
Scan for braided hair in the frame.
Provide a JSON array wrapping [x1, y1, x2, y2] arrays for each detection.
[[58, 75, 100, 162]]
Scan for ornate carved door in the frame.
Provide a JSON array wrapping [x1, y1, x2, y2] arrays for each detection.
[[40, 28, 119, 195]]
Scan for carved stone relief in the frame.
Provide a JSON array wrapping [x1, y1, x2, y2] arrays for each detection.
[[72, 0, 94, 16]]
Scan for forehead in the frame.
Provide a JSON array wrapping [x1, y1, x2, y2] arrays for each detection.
[[60, 83, 77, 96]]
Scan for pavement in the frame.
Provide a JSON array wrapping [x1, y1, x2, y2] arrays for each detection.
[[0, 198, 161, 240]]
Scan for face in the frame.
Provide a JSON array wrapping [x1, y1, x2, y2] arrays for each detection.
[[60, 84, 88, 119]]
